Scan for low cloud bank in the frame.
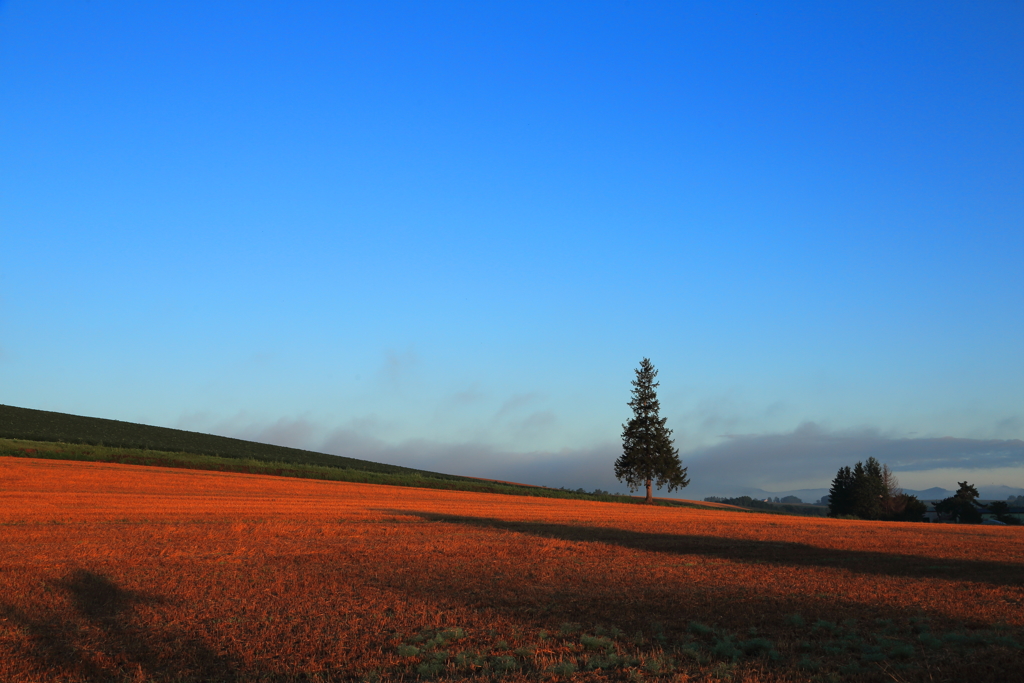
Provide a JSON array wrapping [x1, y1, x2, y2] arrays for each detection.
[[314, 422, 1024, 498], [185, 414, 1024, 499], [684, 422, 1024, 497], [320, 428, 622, 491]]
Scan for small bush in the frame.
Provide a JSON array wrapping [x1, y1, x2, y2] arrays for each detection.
[[595, 625, 624, 639], [888, 643, 915, 659], [740, 637, 779, 660], [551, 661, 577, 675], [839, 661, 863, 675], [416, 660, 444, 678], [580, 634, 614, 652], [439, 628, 465, 640], [490, 655, 517, 673], [711, 636, 742, 662], [797, 656, 821, 671], [643, 657, 663, 673], [811, 619, 840, 635], [586, 653, 623, 670], [860, 645, 885, 662], [689, 621, 715, 637]]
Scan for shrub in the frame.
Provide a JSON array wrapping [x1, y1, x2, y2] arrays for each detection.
[[688, 621, 715, 637], [580, 634, 614, 652], [711, 636, 742, 662], [551, 661, 577, 675]]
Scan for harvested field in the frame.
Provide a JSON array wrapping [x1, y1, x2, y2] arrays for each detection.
[[1, 457, 1021, 682]]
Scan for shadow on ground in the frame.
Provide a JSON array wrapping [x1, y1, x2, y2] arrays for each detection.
[[393, 510, 1024, 588], [1, 569, 239, 682]]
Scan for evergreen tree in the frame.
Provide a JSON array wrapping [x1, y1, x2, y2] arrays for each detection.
[[615, 358, 689, 504], [830, 458, 926, 521], [828, 466, 856, 517], [852, 457, 886, 519]]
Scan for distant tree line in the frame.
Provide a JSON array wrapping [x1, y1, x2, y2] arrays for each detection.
[[703, 496, 827, 517], [931, 483, 1021, 525], [561, 487, 619, 497], [828, 457, 927, 521], [985, 499, 1022, 525]]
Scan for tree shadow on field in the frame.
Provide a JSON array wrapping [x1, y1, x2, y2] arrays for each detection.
[[396, 511, 1024, 588], [359, 510, 1024, 680], [1, 569, 239, 682]]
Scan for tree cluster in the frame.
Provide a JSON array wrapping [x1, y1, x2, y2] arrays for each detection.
[[984, 501, 1021, 525], [828, 457, 926, 521]]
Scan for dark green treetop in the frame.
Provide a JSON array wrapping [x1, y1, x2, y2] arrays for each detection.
[[852, 457, 887, 520], [828, 466, 856, 517], [614, 358, 689, 504], [935, 481, 983, 524], [829, 458, 926, 521]]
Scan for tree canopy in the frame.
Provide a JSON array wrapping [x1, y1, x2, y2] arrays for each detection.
[[828, 457, 926, 521], [935, 481, 983, 524], [614, 358, 689, 504]]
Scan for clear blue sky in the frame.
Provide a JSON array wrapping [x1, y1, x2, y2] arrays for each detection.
[[2, 1, 1022, 496]]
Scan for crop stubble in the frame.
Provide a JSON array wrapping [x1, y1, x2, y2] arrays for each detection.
[[1, 457, 1021, 682]]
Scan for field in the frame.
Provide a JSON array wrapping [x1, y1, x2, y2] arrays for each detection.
[[1, 405, 721, 509], [1, 457, 1022, 682], [0, 438, 717, 509]]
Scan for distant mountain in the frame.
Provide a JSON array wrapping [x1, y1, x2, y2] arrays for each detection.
[[975, 484, 1024, 500], [903, 487, 954, 500], [904, 485, 1024, 501]]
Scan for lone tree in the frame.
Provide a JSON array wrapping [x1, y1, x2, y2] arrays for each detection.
[[615, 358, 689, 504]]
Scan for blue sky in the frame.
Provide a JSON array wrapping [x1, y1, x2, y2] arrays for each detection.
[[2, 1, 1022, 497]]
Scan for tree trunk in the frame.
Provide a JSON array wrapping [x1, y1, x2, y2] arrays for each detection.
[[645, 479, 653, 504]]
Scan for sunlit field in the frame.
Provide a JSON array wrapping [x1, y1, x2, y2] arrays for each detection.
[[2, 457, 1021, 682]]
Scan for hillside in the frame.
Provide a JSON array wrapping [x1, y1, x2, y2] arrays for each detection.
[[0, 404, 740, 510], [0, 404, 460, 479]]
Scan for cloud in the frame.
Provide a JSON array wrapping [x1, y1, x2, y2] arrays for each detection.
[[176, 412, 323, 451], [513, 410, 557, 436], [179, 411, 1024, 499], [495, 392, 541, 418], [318, 436, 622, 491], [241, 416, 320, 451], [381, 348, 418, 386], [449, 384, 486, 405], [684, 422, 1024, 495], [993, 415, 1023, 439], [314, 422, 1024, 498]]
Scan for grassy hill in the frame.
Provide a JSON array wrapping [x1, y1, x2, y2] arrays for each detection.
[[0, 404, 721, 509], [0, 404, 459, 478]]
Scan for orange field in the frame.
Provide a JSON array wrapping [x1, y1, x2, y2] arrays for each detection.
[[1, 456, 1022, 682]]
